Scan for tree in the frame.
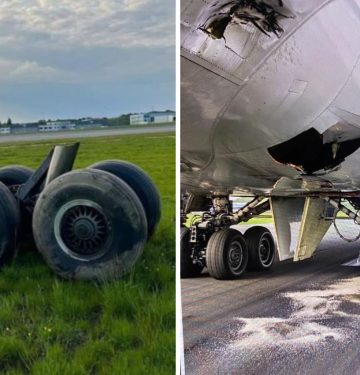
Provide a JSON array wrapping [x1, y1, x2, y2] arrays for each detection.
[[7, 118, 12, 127]]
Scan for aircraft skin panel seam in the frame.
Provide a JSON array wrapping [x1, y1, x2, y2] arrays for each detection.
[[194, 0, 348, 174], [181, 52, 243, 86], [181, 0, 338, 92], [303, 54, 360, 134]]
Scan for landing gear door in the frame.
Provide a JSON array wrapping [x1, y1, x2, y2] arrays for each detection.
[[270, 197, 305, 261], [294, 197, 334, 261]]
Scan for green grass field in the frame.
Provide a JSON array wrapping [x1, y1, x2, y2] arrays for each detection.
[[240, 216, 273, 225], [0, 132, 175, 374]]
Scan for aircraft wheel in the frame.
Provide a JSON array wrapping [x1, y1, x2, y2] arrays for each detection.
[[89, 160, 161, 238], [32, 169, 147, 280], [0, 165, 34, 248], [0, 165, 33, 187], [207, 229, 248, 280], [244, 226, 275, 271], [0, 182, 20, 267], [180, 227, 203, 278]]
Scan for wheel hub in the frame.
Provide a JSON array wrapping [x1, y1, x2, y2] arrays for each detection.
[[259, 237, 272, 265], [228, 241, 243, 271], [59, 204, 108, 256], [73, 218, 96, 240]]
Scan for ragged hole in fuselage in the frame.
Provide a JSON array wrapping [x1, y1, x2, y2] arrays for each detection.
[[268, 126, 360, 175]]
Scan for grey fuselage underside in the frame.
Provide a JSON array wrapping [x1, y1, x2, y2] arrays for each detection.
[[181, 0, 360, 196]]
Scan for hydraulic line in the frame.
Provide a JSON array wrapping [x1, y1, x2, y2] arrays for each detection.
[[324, 197, 360, 242], [324, 197, 360, 224], [232, 196, 270, 223]]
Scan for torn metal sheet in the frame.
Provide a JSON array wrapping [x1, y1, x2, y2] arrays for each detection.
[[198, 0, 294, 40], [268, 127, 360, 175]]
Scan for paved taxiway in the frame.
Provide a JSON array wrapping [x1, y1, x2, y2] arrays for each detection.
[[0, 125, 175, 143], [182, 224, 360, 375]]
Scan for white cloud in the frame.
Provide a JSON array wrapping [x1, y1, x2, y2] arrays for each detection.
[[0, 0, 174, 48], [0, 58, 68, 82], [123, 0, 147, 11], [0, 0, 175, 122]]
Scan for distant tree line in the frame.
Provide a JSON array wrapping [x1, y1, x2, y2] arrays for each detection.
[[0, 118, 12, 128], [1, 110, 174, 128], [107, 114, 131, 126]]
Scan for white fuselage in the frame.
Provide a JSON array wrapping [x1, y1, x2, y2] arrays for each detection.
[[181, 0, 360, 195]]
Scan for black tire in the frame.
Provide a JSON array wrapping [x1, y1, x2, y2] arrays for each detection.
[[0, 182, 20, 266], [32, 169, 148, 281], [207, 229, 248, 280], [180, 227, 203, 278], [244, 226, 275, 271], [0, 165, 33, 187], [89, 160, 161, 238], [0, 165, 34, 247]]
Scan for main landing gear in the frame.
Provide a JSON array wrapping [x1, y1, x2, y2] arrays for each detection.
[[180, 193, 275, 280]]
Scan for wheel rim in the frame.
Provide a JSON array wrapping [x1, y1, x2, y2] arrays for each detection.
[[228, 240, 244, 274], [259, 234, 273, 266], [54, 199, 112, 261]]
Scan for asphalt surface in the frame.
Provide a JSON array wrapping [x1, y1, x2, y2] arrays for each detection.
[[182, 223, 360, 375], [0, 125, 175, 143]]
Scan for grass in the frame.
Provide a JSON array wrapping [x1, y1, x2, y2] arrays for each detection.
[[240, 216, 273, 225], [0, 132, 175, 374]]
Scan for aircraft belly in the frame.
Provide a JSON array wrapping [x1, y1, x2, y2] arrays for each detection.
[[182, 147, 296, 194], [181, 0, 360, 194], [214, 0, 360, 155], [181, 57, 239, 168], [182, 145, 360, 194]]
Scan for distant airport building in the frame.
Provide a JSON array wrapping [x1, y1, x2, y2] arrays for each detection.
[[145, 111, 176, 123], [38, 121, 76, 132], [0, 127, 11, 135], [130, 114, 147, 125], [130, 111, 176, 125]]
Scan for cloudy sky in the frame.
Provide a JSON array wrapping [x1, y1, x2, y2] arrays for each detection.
[[0, 0, 175, 122]]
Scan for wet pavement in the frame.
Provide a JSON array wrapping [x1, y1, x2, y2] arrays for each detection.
[[182, 225, 360, 375]]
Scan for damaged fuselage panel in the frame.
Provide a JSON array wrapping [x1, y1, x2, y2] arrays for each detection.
[[268, 124, 360, 175], [198, 0, 294, 40]]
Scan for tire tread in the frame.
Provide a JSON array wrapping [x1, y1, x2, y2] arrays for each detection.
[[244, 226, 275, 271], [207, 228, 248, 280]]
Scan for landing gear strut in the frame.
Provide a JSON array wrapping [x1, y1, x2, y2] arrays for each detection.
[[180, 227, 204, 278]]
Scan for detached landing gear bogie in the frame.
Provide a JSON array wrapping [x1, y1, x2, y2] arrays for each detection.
[[0, 143, 161, 281]]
